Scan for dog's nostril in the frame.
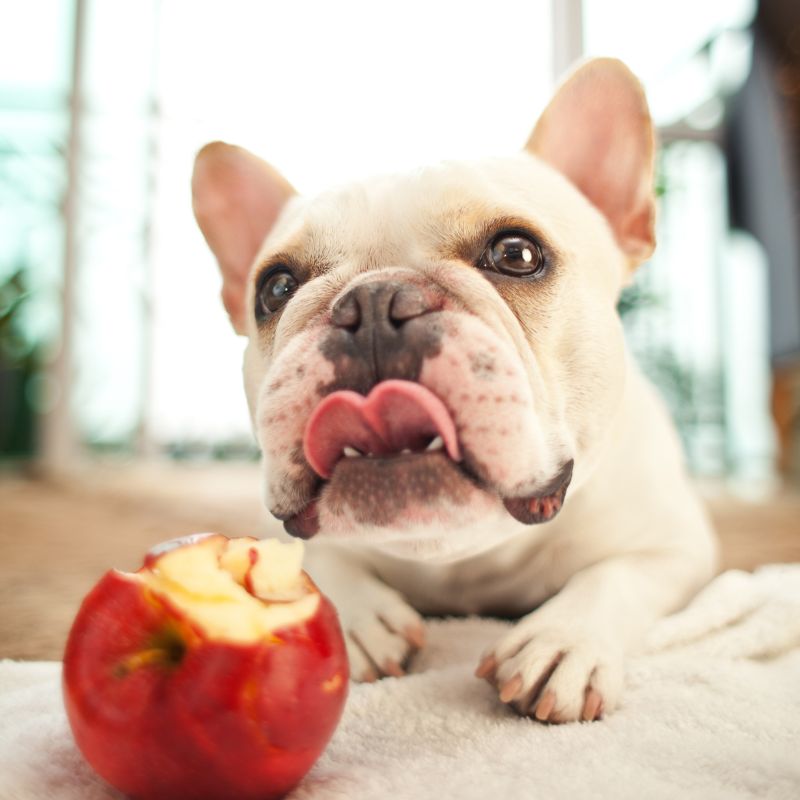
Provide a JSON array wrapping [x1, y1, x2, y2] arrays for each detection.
[[332, 280, 435, 335], [331, 293, 361, 331], [389, 287, 428, 326]]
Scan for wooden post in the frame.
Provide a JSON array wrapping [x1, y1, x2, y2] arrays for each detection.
[[41, 0, 87, 470]]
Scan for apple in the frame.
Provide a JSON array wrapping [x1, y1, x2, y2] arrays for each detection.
[[63, 534, 348, 800]]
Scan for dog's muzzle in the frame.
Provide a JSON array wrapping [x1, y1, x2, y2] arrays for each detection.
[[273, 276, 574, 539]]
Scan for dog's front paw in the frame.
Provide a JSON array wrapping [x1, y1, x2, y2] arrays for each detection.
[[475, 616, 624, 723], [340, 581, 426, 683], [303, 544, 426, 682]]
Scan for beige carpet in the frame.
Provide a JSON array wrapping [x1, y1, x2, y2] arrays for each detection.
[[1, 461, 799, 661]]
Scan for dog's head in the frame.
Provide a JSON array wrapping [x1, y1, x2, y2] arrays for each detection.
[[192, 59, 656, 559]]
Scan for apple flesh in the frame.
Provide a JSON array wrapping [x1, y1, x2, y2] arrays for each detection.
[[63, 534, 348, 800]]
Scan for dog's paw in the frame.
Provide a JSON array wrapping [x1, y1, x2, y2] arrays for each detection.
[[303, 543, 426, 681], [475, 616, 624, 723], [339, 581, 426, 682]]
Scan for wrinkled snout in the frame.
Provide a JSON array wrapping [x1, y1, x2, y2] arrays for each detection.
[[257, 272, 572, 540]]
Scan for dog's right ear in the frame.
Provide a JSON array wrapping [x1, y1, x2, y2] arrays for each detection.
[[526, 59, 656, 268], [192, 142, 296, 334]]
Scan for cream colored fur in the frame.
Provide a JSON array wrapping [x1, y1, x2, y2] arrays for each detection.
[[192, 59, 718, 723]]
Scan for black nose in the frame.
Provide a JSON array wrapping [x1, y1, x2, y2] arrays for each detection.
[[324, 281, 442, 390], [331, 281, 433, 332]]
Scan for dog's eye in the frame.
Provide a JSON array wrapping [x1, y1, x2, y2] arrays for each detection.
[[479, 232, 546, 278], [256, 267, 299, 320]]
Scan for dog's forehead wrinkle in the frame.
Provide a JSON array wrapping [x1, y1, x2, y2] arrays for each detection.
[[268, 154, 620, 288], [254, 161, 607, 323], [287, 155, 580, 264]]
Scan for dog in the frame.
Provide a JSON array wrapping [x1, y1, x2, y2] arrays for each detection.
[[191, 58, 718, 723]]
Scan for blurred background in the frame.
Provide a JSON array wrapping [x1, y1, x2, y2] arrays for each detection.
[[1, 0, 799, 659]]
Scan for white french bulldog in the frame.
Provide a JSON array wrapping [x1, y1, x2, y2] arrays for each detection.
[[192, 58, 717, 723]]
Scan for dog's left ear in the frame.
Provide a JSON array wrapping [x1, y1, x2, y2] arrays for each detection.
[[192, 142, 296, 334], [526, 58, 656, 267]]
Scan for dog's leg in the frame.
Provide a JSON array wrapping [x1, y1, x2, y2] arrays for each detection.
[[303, 540, 426, 681], [476, 549, 714, 723]]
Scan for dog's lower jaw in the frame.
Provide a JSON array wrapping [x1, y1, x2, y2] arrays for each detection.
[[279, 456, 574, 547], [283, 490, 511, 562]]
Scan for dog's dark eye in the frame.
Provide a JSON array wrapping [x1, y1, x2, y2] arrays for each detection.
[[256, 267, 299, 320], [479, 232, 546, 278]]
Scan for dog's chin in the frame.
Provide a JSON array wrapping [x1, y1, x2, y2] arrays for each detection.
[[280, 451, 489, 540], [352, 507, 520, 563], [321, 456, 516, 562], [324, 451, 481, 524], [280, 451, 574, 554]]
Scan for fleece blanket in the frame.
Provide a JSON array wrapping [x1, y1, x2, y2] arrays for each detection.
[[2, 565, 799, 800]]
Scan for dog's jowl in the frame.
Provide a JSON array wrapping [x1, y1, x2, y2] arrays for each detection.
[[192, 58, 717, 723]]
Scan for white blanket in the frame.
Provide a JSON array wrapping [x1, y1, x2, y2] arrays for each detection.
[[2, 565, 800, 800]]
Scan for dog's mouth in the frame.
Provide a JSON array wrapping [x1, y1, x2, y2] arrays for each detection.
[[281, 379, 573, 539], [303, 380, 462, 478]]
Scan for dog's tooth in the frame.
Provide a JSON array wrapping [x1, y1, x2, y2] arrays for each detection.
[[401, 448, 412, 455], [343, 446, 362, 458], [426, 435, 444, 452]]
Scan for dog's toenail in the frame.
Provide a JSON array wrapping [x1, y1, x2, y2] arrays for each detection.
[[499, 674, 523, 702], [534, 690, 556, 721]]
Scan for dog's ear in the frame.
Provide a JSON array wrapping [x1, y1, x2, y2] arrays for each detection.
[[192, 142, 296, 333], [526, 58, 656, 267]]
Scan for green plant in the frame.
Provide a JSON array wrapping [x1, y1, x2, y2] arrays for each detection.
[[0, 264, 40, 457]]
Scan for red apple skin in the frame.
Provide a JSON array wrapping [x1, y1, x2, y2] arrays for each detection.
[[63, 569, 348, 800]]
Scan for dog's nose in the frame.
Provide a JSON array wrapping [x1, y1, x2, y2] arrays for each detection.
[[331, 281, 433, 332], [325, 281, 441, 389]]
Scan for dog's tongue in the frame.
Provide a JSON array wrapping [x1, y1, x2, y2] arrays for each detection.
[[303, 380, 461, 479]]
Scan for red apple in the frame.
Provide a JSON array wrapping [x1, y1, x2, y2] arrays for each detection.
[[63, 534, 348, 800]]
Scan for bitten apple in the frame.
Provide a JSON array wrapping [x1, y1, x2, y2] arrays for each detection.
[[63, 534, 348, 800]]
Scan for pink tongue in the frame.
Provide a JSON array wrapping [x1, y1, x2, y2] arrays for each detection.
[[303, 380, 461, 479]]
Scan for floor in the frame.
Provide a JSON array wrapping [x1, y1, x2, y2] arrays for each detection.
[[1, 460, 799, 661]]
